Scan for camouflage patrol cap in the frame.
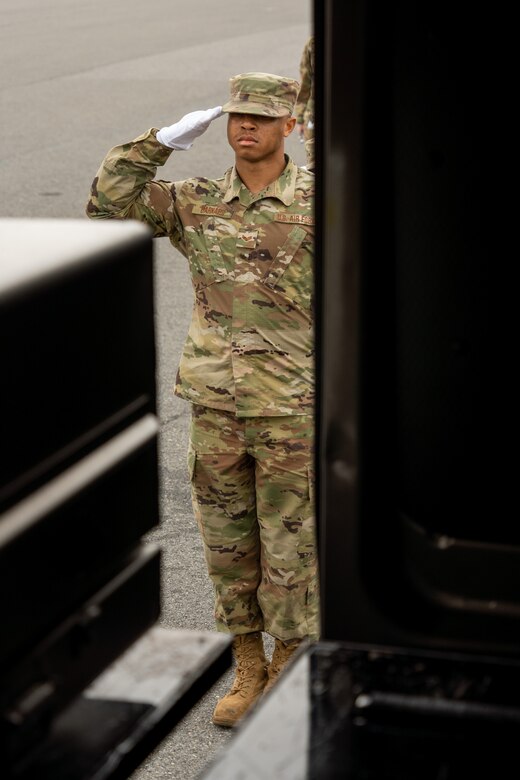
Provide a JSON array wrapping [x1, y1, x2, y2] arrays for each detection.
[[222, 72, 300, 118]]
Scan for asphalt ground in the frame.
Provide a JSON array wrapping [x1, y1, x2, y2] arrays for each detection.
[[0, 2, 312, 777]]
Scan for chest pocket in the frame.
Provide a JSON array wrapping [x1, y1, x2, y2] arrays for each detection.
[[188, 207, 236, 289], [263, 226, 308, 289]]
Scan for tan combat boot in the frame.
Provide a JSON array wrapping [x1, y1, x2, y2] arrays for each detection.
[[212, 632, 268, 727], [264, 637, 303, 694]]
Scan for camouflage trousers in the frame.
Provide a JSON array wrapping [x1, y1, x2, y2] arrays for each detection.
[[188, 404, 320, 642]]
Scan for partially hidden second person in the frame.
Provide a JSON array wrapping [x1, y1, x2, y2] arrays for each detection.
[[86, 72, 319, 728], [295, 36, 315, 143]]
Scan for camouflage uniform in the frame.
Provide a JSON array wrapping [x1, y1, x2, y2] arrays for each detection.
[[295, 37, 315, 141], [86, 75, 319, 642], [189, 405, 317, 639], [305, 137, 315, 172]]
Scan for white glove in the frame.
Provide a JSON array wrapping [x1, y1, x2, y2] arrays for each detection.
[[156, 106, 223, 150]]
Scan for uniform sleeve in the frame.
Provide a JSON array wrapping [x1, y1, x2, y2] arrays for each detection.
[[295, 40, 312, 124], [86, 128, 184, 244]]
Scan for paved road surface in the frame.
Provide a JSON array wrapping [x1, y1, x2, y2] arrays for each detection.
[[0, 2, 311, 778]]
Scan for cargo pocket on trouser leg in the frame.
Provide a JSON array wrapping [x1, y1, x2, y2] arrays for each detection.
[[288, 463, 320, 641], [303, 463, 320, 640], [256, 456, 320, 641]]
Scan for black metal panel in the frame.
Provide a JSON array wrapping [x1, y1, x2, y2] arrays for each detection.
[[1, 544, 161, 765], [0, 219, 163, 768], [0, 415, 159, 670], [0, 220, 156, 512], [318, 0, 368, 643], [318, 2, 519, 652]]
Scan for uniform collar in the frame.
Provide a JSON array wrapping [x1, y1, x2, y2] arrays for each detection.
[[222, 155, 297, 207]]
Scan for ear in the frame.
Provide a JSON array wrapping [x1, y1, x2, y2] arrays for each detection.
[[284, 117, 297, 137]]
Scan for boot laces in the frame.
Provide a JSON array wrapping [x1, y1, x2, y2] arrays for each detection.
[[231, 662, 264, 697], [270, 640, 300, 677], [229, 635, 266, 698]]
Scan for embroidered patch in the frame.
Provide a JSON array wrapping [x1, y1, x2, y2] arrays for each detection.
[[192, 204, 233, 218], [274, 213, 314, 225]]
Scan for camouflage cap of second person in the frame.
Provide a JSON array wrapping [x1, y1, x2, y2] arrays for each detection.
[[222, 72, 300, 118]]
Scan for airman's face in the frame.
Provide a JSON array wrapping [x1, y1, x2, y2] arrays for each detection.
[[227, 112, 296, 162]]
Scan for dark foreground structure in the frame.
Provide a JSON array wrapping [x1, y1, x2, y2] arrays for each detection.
[[1, 1, 518, 778], [0, 219, 231, 779]]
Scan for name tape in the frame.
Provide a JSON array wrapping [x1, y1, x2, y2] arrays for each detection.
[[274, 213, 314, 225], [192, 204, 233, 218]]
